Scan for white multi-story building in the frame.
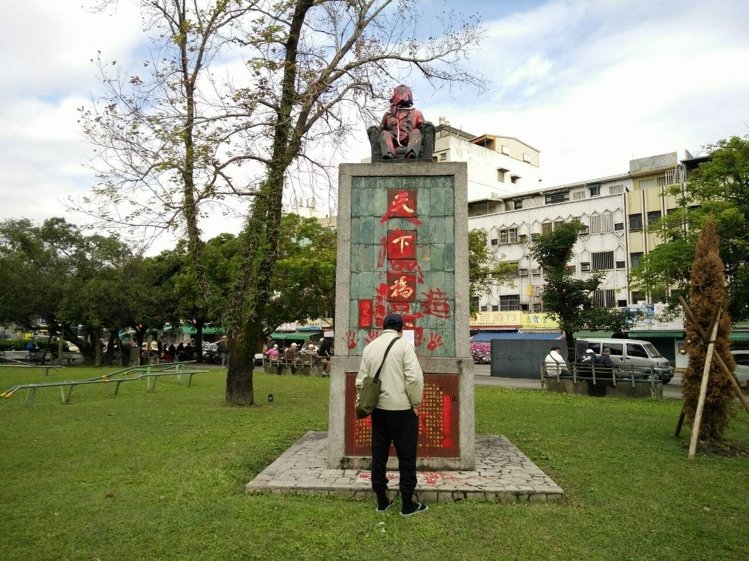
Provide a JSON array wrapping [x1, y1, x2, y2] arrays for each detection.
[[433, 123, 695, 331], [468, 174, 632, 319], [433, 119, 542, 202]]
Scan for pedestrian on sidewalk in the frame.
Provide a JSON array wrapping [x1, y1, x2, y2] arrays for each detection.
[[355, 313, 427, 516]]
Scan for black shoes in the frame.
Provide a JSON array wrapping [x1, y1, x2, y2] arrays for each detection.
[[375, 498, 394, 513], [400, 502, 428, 517]]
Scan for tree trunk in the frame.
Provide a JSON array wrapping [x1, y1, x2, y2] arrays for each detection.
[[224, 0, 313, 404], [226, 334, 254, 406]]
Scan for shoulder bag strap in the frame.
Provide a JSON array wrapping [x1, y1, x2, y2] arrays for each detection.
[[373, 336, 400, 382]]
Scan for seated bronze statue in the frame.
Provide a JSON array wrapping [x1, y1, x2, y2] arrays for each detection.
[[368, 85, 434, 162]]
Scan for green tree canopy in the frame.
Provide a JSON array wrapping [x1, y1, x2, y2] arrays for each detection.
[[468, 229, 518, 314], [630, 135, 749, 319], [530, 220, 628, 353]]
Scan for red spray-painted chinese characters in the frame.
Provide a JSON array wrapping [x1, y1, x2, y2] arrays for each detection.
[[356, 188, 451, 353]]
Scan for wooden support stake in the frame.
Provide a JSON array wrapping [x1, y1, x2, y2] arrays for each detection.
[[679, 296, 749, 415], [689, 309, 721, 460], [674, 410, 686, 437]]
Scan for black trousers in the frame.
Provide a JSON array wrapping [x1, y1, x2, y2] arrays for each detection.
[[371, 408, 419, 500]]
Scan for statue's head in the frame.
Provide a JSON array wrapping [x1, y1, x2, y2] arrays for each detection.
[[390, 85, 413, 108]]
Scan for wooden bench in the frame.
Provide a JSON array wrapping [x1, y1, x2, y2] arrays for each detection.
[[26, 350, 51, 364]]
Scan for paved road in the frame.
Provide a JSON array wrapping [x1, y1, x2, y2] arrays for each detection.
[[472, 364, 683, 399]]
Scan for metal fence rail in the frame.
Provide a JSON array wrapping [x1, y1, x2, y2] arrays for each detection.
[[1, 361, 209, 406], [0, 355, 63, 376]]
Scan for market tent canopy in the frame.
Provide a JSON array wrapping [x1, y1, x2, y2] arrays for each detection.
[[270, 332, 313, 342], [471, 331, 563, 342], [181, 326, 224, 336]]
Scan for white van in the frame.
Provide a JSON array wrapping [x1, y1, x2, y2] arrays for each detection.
[[575, 338, 674, 383]]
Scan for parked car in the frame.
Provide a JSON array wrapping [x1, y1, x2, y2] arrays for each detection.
[[730, 350, 749, 390], [575, 337, 674, 383]]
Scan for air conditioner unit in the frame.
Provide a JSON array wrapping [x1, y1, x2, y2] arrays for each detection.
[[531, 268, 541, 275]]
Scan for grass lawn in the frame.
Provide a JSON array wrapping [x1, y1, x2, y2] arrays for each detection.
[[1, 365, 747, 561]]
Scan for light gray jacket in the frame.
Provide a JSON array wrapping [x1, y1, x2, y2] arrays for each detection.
[[355, 329, 424, 410]]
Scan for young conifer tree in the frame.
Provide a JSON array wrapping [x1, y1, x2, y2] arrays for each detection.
[[683, 218, 736, 442]]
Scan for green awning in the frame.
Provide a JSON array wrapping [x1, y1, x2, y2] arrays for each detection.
[[730, 331, 749, 342], [181, 326, 225, 336], [270, 332, 312, 341], [576, 330, 616, 338], [627, 331, 684, 338]]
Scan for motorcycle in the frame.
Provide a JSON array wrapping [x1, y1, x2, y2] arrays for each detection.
[[472, 350, 490, 364]]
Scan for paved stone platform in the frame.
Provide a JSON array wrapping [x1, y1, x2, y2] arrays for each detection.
[[245, 432, 563, 504]]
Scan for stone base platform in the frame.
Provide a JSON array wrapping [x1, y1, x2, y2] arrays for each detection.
[[245, 432, 563, 504]]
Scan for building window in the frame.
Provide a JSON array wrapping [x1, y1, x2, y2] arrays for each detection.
[[593, 289, 616, 307], [639, 178, 655, 190], [665, 169, 680, 185], [616, 260, 626, 269], [617, 300, 627, 307], [609, 185, 624, 195], [500, 294, 520, 311], [630, 252, 643, 268], [590, 214, 601, 234], [532, 303, 543, 312], [541, 221, 552, 234], [491, 305, 499, 312], [497, 168, 509, 182], [588, 185, 600, 197], [518, 268, 528, 277], [554, 220, 564, 230], [490, 238, 498, 246], [614, 222, 624, 231], [629, 213, 643, 232], [647, 210, 662, 225], [545, 192, 569, 205], [508, 228, 518, 243], [601, 212, 613, 232], [480, 305, 488, 312], [499, 230, 508, 244], [581, 262, 591, 272], [514, 200, 523, 209], [631, 291, 646, 305], [591, 251, 614, 270]]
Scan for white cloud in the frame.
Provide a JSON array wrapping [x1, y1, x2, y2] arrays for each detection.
[[1, 0, 748, 246]]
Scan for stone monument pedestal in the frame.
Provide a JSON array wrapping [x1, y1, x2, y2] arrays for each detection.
[[327, 161, 475, 470]]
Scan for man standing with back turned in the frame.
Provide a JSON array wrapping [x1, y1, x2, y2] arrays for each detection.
[[356, 313, 427, 516]]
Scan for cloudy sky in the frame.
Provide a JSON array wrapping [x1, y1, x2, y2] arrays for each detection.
[[1, 0, 747, 250]]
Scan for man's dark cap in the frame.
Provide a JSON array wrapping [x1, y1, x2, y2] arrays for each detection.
[[383, 313, 404, 330]]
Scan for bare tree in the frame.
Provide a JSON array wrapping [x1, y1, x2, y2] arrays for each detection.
[[78, 0, 486, 405]]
